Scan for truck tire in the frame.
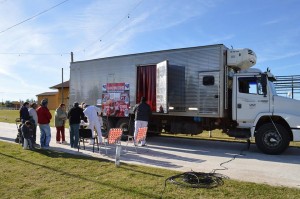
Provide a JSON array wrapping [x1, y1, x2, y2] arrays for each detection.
[[255, 123, 290, 155], [116, 118, 134, 141], [102, 117, 114, 133]]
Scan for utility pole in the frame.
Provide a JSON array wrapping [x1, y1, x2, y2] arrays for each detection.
[[61, 68, 64, 104]]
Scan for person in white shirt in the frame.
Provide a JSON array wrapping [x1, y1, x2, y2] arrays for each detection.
[[83, 104, 102, 144], [28, 103, 38, 145]]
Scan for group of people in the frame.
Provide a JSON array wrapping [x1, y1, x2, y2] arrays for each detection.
[[19, 99, 52, 149], [19, 96, 151, 150]]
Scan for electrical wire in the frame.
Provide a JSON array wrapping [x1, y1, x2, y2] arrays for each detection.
[[0, 52, 69, 56], [80, 0, 144, 53], [160, 140, 250, 198], [0, 1, 143, 57], [0, 0, 70, 35]]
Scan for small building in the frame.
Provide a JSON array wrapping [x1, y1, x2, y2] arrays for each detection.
[[50, 80, 70, 108], [11, 101, 21, 109], [36, 80, 70, 110], [36, 92, 58, 110]]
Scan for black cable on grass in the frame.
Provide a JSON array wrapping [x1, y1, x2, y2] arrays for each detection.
[[160, 139, 250, 198]]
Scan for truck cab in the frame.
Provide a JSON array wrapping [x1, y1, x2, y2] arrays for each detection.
[[231, 69, 300, 154]]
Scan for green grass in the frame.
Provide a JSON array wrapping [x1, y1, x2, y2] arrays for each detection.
[[0, 110, 69, 128], [0, 141, 299, 199], [0, 110, 299, 147]]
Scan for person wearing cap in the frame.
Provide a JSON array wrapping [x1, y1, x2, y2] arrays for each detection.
[[36, 99, 52, 149], [133, 96, 152, 146], [83, 104, 102, 144], [67, 102, 85, 148]]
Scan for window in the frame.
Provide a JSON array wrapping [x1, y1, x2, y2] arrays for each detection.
[[238, 77, 263, 95], [203, 76, 214, 86]]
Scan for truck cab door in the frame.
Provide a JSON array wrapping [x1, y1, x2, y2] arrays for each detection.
[[234, 76, 270, 127]]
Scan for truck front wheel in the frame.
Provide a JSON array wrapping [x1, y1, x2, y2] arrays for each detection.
[[255, 123, 290, 155]]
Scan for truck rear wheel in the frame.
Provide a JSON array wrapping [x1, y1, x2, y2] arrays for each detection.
[[116, 118, 134, 141], [255, 123, 290, 155]]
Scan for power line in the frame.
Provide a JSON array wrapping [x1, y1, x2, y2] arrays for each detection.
[[80, 0, 144, 53], [0, 0, 70, 35], [0, 52, 69, 56]]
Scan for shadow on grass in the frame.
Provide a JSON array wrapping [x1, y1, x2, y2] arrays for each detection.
[[33, 147, 109, 161], [0, 150, 160, 198]]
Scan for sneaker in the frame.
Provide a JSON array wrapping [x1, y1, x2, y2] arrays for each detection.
[[56, 141, 61, 144], [62, 141, 68, 145]]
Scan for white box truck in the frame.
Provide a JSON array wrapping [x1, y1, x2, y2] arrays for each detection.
[[69, 44, 300, 154]]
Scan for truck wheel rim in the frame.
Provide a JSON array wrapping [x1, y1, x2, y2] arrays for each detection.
[[263, 130, 281, 148]]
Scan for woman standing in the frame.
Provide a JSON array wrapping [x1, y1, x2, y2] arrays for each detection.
[[54, 104, 68, 144]]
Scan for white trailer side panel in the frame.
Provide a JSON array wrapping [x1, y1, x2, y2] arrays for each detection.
[[70, 44, 227, 118]]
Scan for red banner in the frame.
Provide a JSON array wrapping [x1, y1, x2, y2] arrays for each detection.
[[102, 83, 130, 117]]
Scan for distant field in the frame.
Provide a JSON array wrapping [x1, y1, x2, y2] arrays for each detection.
[[0, 109, 68, 128], [0, 110, 299, 147]]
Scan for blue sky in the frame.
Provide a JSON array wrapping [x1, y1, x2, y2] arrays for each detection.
[[0, 0, 300, 101]]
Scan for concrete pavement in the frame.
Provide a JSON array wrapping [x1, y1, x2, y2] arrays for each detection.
[[0, 122, 300, 189]]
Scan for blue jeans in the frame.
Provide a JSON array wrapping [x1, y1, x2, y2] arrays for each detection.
[[70, 124, 80, 148], [39, 124, 51, 148]]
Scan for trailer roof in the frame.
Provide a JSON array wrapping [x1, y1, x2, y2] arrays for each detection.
[[72, 44, 225, 64]]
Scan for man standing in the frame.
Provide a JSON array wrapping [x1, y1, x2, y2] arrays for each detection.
[[133, 96, 151, 146], [83, 104, 102, 144], [19, 102, 30, 123], [68, 102, 84, 148], [36, 99, 52, 149]]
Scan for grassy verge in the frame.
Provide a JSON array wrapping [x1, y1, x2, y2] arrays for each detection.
[[0, 141, 299, 198]]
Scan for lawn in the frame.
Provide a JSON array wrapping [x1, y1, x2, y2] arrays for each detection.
[[0, 141, 299, 199]]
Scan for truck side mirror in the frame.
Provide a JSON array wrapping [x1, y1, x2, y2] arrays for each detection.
[[261, 74, 267, 97]]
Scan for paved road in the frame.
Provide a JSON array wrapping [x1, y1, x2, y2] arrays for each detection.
[[0, 122, 299, 189]]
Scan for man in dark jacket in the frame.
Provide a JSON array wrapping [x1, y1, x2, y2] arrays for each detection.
[[19, 102, 30, 123], [36, 99, 52, 149], [68, 102, 85, 148], [133, 96, 152, 146]]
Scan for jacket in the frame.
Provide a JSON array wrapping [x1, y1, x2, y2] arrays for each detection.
[[133, 102, 152, 122], [21, 124, 33, 139], [54, 107, 67, 127], [19, 106, 30, 122], [68, 106, 84, 124], [28, 108, 38, 125], [37, 106, 52, 124]]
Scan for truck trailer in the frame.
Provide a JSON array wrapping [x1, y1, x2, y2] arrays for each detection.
[[69, 44, 300, 154]]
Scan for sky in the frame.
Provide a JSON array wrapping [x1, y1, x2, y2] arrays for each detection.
[[0, 0, 300, 102]]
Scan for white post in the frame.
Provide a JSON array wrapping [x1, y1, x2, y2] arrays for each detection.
[[115, 145, 121, 167]]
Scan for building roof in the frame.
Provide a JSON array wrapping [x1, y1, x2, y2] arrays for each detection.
[[36, 92, 58, 96], [50, 80, 69, 89]]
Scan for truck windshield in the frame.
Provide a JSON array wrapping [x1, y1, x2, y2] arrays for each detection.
[[268, 80, 277, 96]]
